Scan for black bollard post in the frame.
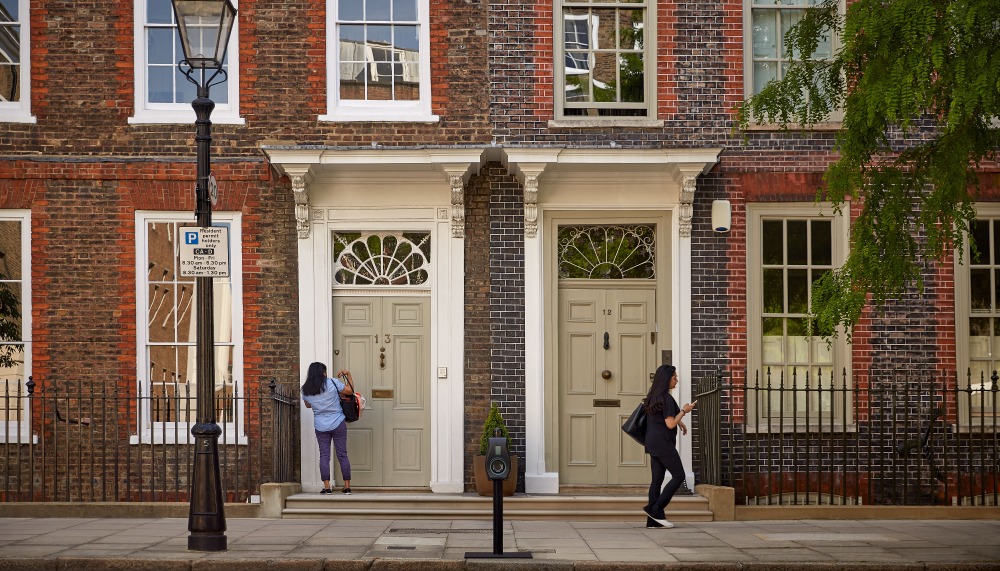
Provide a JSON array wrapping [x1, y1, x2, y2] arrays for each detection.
[[465, 432, 532, 559]]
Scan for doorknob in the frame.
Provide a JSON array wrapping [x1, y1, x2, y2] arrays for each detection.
[[603, 332, 610, 350], [602, 369, 612, 380]]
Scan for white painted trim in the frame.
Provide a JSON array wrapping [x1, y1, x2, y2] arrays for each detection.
[[524, 229, 559, 493], [133, 211, 244, 445], [672, 206, 695, 488], [325, 0, 433, 120], [0, 0, 34, 123], [130, 0, 242, 125], [0, 210, 32, 444], [298, 204, 464, 493]]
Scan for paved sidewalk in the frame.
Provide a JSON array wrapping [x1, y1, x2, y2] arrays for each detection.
[[1, 517, 998, 570]]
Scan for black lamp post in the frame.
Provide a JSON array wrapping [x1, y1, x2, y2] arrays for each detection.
[[170, 0, 236, 553]]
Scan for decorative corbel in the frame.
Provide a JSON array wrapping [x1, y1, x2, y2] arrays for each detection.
[[678, 174, 697, 238], [524, 174, 539, 238], [290, 172, 313, 239], [450, 174, 465, 239]]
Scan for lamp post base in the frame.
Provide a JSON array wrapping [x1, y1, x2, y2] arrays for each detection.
[[188, 533, 227, 552]]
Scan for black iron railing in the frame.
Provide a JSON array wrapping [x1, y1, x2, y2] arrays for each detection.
[[695, 369, 1000, 506], [0, 377, 299, 503]]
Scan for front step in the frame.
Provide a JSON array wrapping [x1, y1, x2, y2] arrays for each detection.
[[282, 492, 714, 521]]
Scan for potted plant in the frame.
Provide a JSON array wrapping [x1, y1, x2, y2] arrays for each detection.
[[473, 402, 518, 496]]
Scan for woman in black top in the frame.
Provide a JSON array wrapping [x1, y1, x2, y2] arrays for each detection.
[[642, 364, 697, 528]]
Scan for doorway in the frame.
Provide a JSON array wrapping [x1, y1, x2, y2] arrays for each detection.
[[332, 296, 431, 487]]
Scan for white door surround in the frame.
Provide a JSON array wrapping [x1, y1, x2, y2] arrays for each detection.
[[263, 146, 721, 494]]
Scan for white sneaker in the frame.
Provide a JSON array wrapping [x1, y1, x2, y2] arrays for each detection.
[[642, 506, 674, 528]]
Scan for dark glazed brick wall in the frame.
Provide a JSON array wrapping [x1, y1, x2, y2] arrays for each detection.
[[463, 167, 493, 490], [462, 163, 527, 492], [488, 165, 526, 492]]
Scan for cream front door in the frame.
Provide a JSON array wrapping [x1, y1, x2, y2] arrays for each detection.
[[559, 288, 656, 485], [333, 296, 431, 487]]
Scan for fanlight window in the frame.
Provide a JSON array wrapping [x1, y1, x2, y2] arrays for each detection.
[[558, 225, 655, 279], [333, 232, 431, 286]]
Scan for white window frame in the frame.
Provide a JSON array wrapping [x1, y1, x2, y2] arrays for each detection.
[[130, 0, 243, 125], [134, 211, 244, 444], [743, 0, 845, 126], [321, 0, 437, 123], [0, 210, 31, 443], [0, 0, 35, 123], [746, 203, 851, 431], [955, 203, 1000, 429], [552, 0, 655, 122]]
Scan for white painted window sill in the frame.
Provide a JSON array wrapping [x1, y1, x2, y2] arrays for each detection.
[[548, 118, 664, 128], [319, 112, 440, 123]]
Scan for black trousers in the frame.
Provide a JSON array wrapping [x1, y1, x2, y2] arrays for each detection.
[[646, 446, 684, 519]]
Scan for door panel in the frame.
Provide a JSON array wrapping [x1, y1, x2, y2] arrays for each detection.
[[333, 296, 430, 487], [559, 287, 655, 485]]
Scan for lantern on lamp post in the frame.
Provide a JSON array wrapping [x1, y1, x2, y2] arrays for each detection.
[[170, 0, 236, 553]]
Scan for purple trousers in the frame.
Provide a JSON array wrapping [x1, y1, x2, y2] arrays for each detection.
[[315, 421, 351, 482]]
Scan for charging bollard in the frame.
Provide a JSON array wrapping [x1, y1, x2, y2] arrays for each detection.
[[465, 430, 532, 559]]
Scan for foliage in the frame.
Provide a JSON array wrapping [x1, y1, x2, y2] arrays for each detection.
[[478, 402, 511, 456], [737, 0, 1000, 339]]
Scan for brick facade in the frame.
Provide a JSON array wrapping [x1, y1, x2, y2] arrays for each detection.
[[2, 0, 997, 500]]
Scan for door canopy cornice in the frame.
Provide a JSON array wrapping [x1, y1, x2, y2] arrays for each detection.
[[262, 146, 722, 239]]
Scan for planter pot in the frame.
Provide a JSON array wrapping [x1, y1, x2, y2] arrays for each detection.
[[473, 454, 518, 497]]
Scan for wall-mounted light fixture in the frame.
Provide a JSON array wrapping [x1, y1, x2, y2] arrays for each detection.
[[712, 200, 731, 233]]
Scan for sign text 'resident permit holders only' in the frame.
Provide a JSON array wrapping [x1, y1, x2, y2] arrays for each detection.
[[179, 226, 231, 278]]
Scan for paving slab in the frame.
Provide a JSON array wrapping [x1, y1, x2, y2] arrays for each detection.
[[0, 517, 996, 569]]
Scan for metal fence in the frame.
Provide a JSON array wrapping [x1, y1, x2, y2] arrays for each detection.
[[696, 369, 1000, 506], [0, 377, 299, 503]]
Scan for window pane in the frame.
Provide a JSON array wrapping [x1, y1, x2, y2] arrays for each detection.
[[339, 0, 363, 20], [368, 0, 391, 20], [148, 28, 176, 65], [620, 53, 644, 102], [369, 24, 391, 45], [752, 61, 777, 95], [174, 67, 200, 103], [762, 317, 784, 363], [993, 221, 1000, 266], [970, 269, 990, 311], [395, 23, 418, 50], [213, 282, 233, 343], [996, 268, 1000, 312], [811, 219, 832, 265], [0, 26, 19, 64], [787, 268, 808, 313], [394, 0, 417, 21], [342, 24, 364, 43], [0, 221, 22, 280], [147, 0, 173, 24], [762, 220, 783, 264], [787, 317, 809, 363], [969, 317, 990, 358], [148, 66, 174, 103], [752, 10, 777, 59], [779, 10, 804, 59], [763, 269, 784, 313], [971, 219, 990, 264], [593, 52, 617, 102], [786, 220, 807, 264]]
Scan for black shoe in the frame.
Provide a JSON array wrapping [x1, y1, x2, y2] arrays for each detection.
[[320, 488, 332, 494], [341, 487, 352, 495]]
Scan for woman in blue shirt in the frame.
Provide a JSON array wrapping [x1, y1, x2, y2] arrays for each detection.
[[302, 362, 356, 495], [642, 364, 697, 528]]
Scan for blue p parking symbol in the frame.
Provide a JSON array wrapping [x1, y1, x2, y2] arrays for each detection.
[[185, 231, 199, 245]]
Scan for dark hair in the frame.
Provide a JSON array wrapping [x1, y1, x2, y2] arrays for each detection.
[[644, 364, 676, 413], [301, 362, 328, 397]]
